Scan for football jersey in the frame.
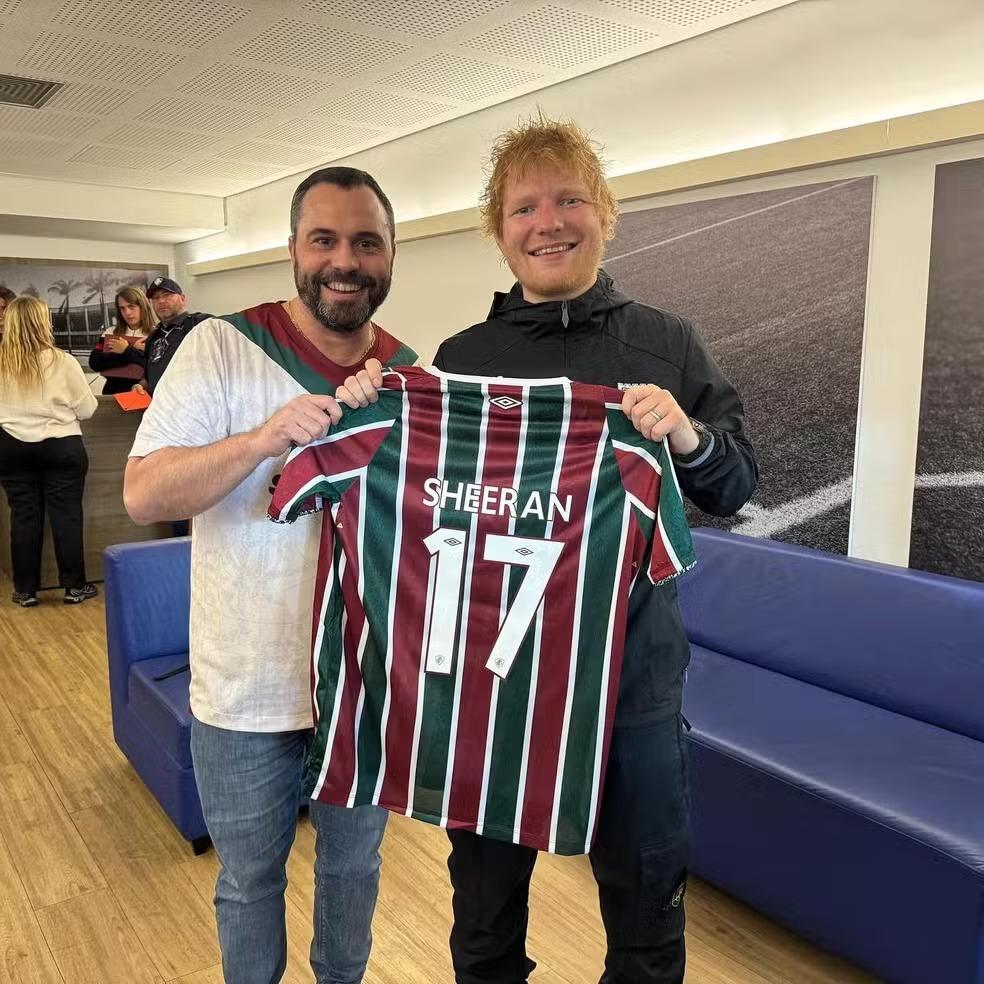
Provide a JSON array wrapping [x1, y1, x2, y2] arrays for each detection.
[[269, 366, 695, 854]]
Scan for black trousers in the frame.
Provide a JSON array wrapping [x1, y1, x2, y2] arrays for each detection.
[[447, 713, 689, 984], [0, 429, 88, 593]]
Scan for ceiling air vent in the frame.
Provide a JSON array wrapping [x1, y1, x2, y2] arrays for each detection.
[[0, 74, 64, 109]]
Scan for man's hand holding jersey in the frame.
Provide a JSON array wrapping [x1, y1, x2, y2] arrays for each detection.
[[251, 361, 387, 461], [335, 358, 385, 408], [621, 385, 700, 456], [253, 394, 344, 458]]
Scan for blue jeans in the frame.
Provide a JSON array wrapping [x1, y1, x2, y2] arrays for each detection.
[[190, 719, 389, 984]]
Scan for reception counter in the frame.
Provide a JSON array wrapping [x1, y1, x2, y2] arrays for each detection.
[[0, 395, 172, 589]]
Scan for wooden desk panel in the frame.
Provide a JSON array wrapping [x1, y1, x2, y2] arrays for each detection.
[[0, 396, 172, 589]]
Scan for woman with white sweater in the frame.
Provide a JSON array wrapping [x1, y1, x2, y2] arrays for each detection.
[[0, 296, 98, 606]]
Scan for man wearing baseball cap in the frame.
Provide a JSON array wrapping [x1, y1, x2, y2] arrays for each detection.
[[134, 277, 210, 396]]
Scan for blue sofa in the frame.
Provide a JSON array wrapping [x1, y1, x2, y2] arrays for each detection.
[[104, 537, 208, 852], [678, 529, 984, 984]]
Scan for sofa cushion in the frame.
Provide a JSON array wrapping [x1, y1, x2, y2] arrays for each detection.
[[678, 529, 984, 743], [683, 645, 984, 876], [128, 653, 192, 770]]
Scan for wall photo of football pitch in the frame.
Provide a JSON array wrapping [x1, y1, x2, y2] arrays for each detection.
[[605, 176, 875, 555], [910, 157, 984, 583]]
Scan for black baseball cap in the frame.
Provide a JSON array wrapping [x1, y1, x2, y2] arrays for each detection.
[[146, 276, 184, 298]]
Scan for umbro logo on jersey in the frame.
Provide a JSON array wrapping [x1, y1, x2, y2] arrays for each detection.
[[489, 395, 522, 410]]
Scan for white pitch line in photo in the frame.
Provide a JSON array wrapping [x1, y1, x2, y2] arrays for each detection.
[[606, 178, 869, 265], [732, 472, 984, 539]]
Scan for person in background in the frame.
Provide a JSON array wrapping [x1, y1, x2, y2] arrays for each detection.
[[0, 296, 99, 607], [88, 286, 154, 394], [132, 277, 210, 397], [0, 286, 15, 334]]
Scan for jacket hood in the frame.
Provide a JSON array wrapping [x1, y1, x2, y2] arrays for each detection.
[[486, 269, 633, 336]]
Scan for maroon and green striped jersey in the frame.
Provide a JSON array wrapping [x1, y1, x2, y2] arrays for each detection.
[[269, 366, 695, 855]]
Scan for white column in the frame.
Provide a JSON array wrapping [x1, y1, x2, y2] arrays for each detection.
[[848, 155, 937, 565]]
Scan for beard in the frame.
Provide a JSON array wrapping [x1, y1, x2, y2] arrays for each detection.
[[294, 264, 391, 334]]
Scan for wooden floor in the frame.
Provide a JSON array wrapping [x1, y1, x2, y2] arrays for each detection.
[[0, 583, 880, 984]]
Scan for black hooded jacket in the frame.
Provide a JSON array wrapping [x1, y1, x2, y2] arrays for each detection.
[[433, 270, 758, 724]]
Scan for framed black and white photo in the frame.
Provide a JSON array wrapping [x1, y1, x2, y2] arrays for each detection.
[[0, 257, 168, 356]]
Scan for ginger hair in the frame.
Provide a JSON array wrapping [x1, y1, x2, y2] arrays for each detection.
[[480, 116, 618, 240]]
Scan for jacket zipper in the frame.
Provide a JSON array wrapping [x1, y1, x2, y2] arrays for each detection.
[[561, 301, 570, 368]]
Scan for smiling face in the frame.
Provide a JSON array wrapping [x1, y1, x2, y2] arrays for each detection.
[[288, 181, 394, 335], [496, 165, 605, 304]]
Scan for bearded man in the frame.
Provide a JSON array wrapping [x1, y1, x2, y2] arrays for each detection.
[[124, 166, 417, 984]]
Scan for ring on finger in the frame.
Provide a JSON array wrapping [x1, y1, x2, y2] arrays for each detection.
[[646, 408, 663, 425]]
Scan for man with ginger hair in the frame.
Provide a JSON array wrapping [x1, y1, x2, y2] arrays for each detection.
[[341, 119, 757, 982]]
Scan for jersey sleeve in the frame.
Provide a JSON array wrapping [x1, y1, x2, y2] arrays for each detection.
[[268, 396, 399, 524], [607, 407, 696, 584]]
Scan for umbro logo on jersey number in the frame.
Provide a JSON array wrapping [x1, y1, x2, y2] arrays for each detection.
[[489, 395, 523, 410]]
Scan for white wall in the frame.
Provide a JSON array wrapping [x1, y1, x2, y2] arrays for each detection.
[[0, 232, 173, 268], [0, 173, 223, 246]]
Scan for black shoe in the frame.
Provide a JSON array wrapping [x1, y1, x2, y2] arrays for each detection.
[[12, 592, 39, 607], [64, 583, 98, 604]]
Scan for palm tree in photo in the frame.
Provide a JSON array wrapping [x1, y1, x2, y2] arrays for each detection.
[[23, 284, 40, 298], [82, 269, 118, 337], [49, 278, 84, 351]]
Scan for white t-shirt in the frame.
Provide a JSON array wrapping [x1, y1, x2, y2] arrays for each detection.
[[129, 304, 417, 733], [0, 349, 98, 441]]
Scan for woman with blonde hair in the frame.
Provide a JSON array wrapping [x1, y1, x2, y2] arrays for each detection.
[[0, 296, 98, 606], [88, 285, 153, 394]]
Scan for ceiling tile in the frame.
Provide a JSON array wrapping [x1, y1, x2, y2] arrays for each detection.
[[462, 4, 658, 69], [183, 63, 332, 108], [380, 54, 542, 102], [18, 32, 177, 86], [0, 134, 72, 159], [70, 144, 180, 170], [218, 141, 316, 167], [179, 157, 286, 181], [0, 105, 94, 138], [301, 0, 510, 39], [257, 118, 380, 149], [316, 89, 455, 128], [232, 18, 409, 76], [135, 97, 270, 132], [599, 0, 757, 26], [101, 122, 217, 154], [43, 82, 135, 116], [53, 0, 250, 46]]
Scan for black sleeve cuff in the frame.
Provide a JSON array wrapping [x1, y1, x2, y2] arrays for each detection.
[[673, 423, 715, 469]]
